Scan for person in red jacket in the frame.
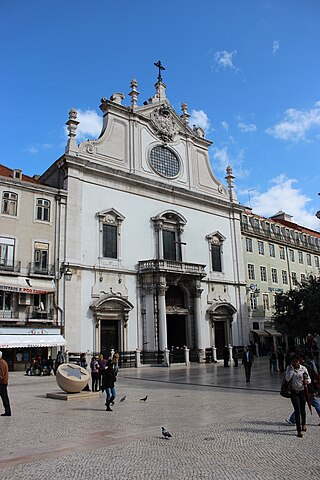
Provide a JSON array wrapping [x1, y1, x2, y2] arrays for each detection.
[[0, 350, 11, 416]]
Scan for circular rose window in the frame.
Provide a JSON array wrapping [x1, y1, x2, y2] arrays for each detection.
[[150, 146, 180, 178]]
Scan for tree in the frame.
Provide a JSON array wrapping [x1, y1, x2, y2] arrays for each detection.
[[274, 275, 320, 343]]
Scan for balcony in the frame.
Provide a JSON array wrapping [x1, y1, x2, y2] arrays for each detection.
[[0, 308, 54, 322], [138, 259, 206, 277], [28, 263, 55, 277], [0, 261, 21, 274]]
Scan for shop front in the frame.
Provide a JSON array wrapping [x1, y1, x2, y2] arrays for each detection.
[[0, 327, 66, 371]]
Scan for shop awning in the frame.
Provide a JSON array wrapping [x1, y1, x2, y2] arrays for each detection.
[[0, 276, 55, 294], [0, 334, 66, 348], [264, 329, 282, 337], [251, 329, 270, 337]]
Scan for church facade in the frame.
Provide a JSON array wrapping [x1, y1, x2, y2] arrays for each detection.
[[41, 75, 248, 361]]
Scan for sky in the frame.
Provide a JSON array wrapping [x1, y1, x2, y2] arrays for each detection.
[[1, 0, 320, 230]]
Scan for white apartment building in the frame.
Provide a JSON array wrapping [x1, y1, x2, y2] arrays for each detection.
[[41, 76, 248, 362]]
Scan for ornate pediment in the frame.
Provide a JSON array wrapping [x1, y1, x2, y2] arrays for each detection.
[[150, 103, 179, 142]]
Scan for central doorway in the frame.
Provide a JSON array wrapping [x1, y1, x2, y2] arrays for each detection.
[[214, 322, 226, 359], [101, 321, 118, 358], [167, 314, 186, 348]]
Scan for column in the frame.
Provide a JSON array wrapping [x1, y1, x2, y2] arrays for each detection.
[[194, 281, 205, 361], [158, 277, 168, 351], [145, 285, 156, 350], [211, 320, 217, 362]]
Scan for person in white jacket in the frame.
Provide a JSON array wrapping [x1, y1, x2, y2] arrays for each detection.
[[285, 354, 311, 437]]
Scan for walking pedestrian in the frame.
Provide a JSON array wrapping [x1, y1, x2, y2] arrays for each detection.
[[98, 354, 107, 390], [222, 346, 229, 368], [112, 351, 120, 373], [285, 354, 311, 437], [269, 346, 278, 372], [80, 353, 90, 391], [286, 353, 320, 427], [54, 350, 64, 375], [102, 360, 117, 411], [232, 346, 239, 367], [0, 351, 11, 416], [242, 345, 254, 382], [90, 356, 100, 392]]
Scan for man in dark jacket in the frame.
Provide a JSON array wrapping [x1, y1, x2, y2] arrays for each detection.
[[102, 360, 117, 411], [0, 350, 11, 416], [242, 346, 254, 382]]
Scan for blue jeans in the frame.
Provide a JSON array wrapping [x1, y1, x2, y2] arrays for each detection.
[[289, 394, 320, 422], [289, 390, 306, 432], [106, 387, 116, 402]]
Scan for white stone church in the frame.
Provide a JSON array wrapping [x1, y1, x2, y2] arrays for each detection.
[[41, 71, 248, 362]]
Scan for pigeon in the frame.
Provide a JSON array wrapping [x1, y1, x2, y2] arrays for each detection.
[[162, 427, 172, 438], [140, 395, 148, 402], [120, 396, 126, 402]]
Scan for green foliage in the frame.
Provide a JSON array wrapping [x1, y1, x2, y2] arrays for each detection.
[[274, 275, 320, 340]]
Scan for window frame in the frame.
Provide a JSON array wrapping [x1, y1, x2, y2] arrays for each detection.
[[2, 191, 18, 216], [248, 263, 255, 280], [36, 198, 51, 222], [246, 237, 253, 253], [0, 237, 15, 270], [97, 208, 125, 262], [282, 270, 288, 285], [271, 267, 278, 283], [206, 232, 225, 273], [258, 241, 264, 255], [269, 243, 275, 258], [260, 266, 267, 282]]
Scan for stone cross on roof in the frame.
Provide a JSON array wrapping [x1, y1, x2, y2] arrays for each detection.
[[154, 60, 165, 82]]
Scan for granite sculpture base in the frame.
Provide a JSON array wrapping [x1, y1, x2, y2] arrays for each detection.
[[46, 391, 101, 401]]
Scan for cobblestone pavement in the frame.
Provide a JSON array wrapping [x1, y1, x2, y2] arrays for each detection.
[[1, 358, 319, 479]]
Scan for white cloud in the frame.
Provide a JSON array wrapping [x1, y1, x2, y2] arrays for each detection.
[[249, 175, 319, 230], [211, 50, 241, 74], [75, 109, 103, 140], [189, 109, 211, 133], [238, 122, 257, 133], [272, 40, 280, 54], [25, 143, 52, 155], [211, 146, 249, 179], [221, 121, 229, 130], [266, 101, 320, 141]]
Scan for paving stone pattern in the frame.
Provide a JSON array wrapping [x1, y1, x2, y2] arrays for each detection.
[[0, 358, 319, 479]]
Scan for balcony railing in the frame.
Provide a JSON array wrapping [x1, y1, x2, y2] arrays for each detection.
[[28, 263, 55, 276], [138, 259, 206, 276], [0, 309, 54, 321], [0, 260, 21, 273], [241, 222, 320, 253]]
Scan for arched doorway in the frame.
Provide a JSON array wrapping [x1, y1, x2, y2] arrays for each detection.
[[90, 295, 134, 356], [207, 303, 236, 359]]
